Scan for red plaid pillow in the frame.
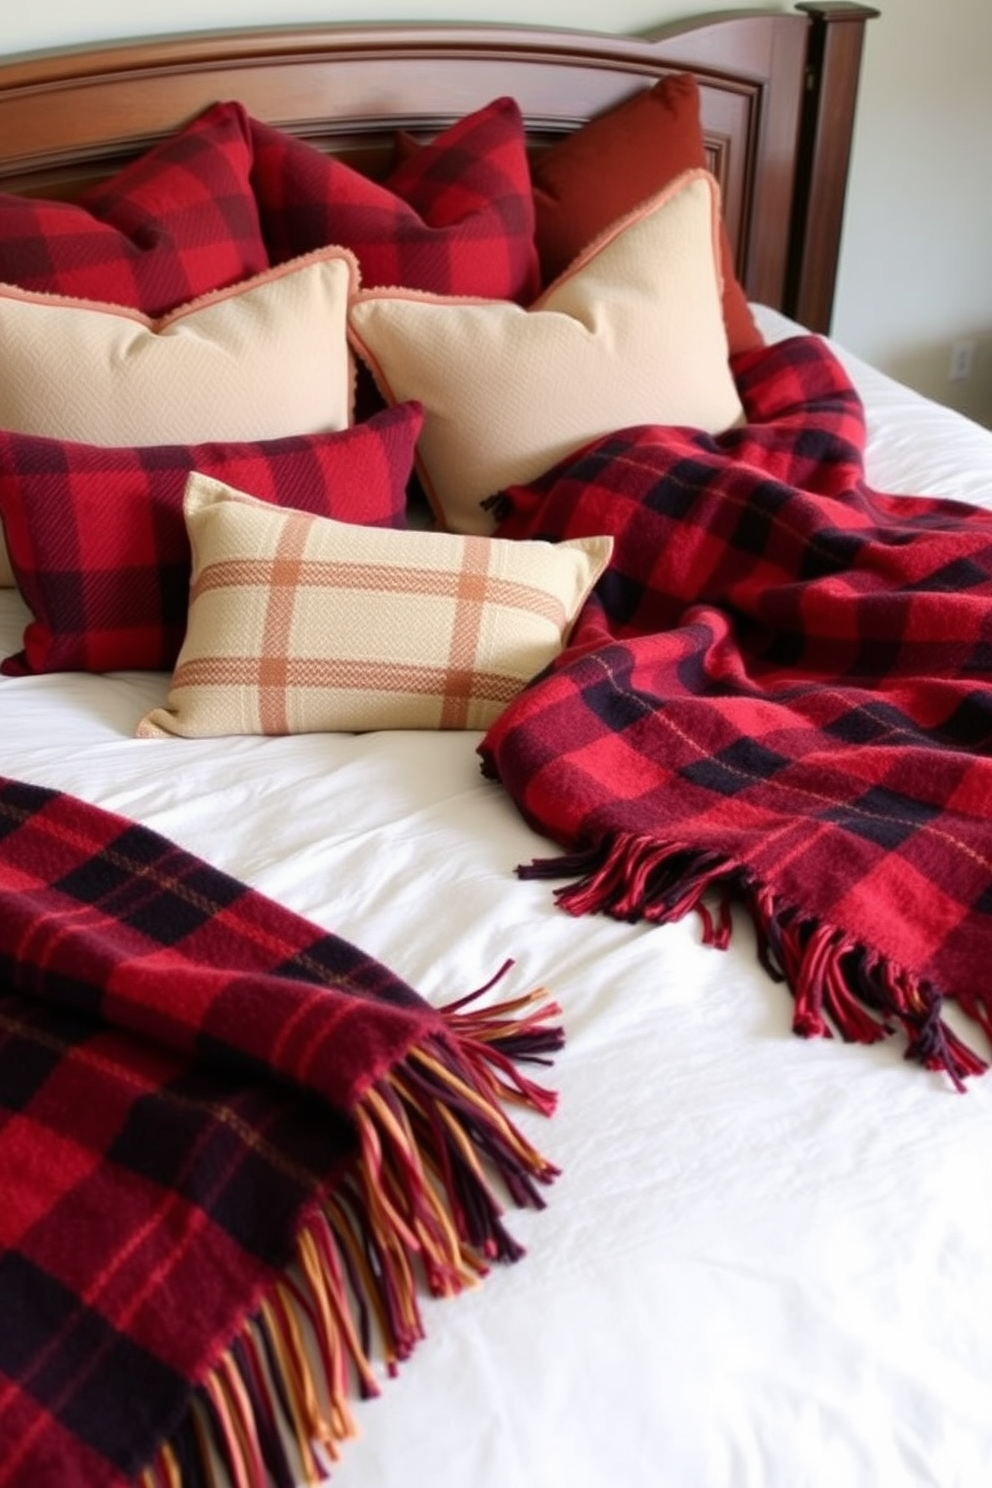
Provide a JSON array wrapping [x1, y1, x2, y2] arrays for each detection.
[[250, 98, 540, 301], [0, 102, 268, 317], [0, 402, 422, 676]]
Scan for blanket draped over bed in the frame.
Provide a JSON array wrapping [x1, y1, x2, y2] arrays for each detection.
[[482, 334, 992, 1089], [0, 778, 561, 1488]]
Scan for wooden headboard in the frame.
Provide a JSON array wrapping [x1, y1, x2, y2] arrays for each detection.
[[0, 2, 877, 331]]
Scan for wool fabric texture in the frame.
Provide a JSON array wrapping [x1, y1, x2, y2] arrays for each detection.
[[0, 776, 561, 1486], [482, 333, 992, 1088]]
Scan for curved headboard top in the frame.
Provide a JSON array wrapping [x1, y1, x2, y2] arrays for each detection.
[[0, 3, 877, 330]]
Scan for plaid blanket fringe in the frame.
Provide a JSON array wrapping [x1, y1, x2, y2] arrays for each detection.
[[0, 777, 561, 1488], [137, 983, 561, 1488], [482, 331, 992, 1094], [518, 834, 987, 1092]]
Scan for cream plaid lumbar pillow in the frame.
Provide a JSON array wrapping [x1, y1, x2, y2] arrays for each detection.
[[137, 473, 612, 736], [348, 167, 743, 536], [0, 248, 358, 587]]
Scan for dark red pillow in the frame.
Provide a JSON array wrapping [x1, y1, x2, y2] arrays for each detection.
[[529, 74, 763, 356], [0, 402, 423, 676], [250, 98, 540, 302], [0, 102, 269, 317]]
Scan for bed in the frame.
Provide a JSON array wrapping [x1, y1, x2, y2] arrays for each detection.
[[4, 4, 992, 1487]]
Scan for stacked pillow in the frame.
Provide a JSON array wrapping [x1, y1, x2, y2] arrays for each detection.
[[348, 170, 744, 534], [528, 72, 762, 356], [0, 77, 753, 737], [347, 78, 754, 534], [394, 70, 762, 356], [0, 249, 359, 595], [0, 101, 268, 317], [250, 96, 541, 303], [249, 95, 543, 424], [0, 91, 547, 598], [0, 404, 422, 675], [0, 251, 357, 446], [136, 474, 611, 736]]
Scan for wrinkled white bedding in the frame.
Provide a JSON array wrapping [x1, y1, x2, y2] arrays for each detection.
[[3, 310, 992, 1488]]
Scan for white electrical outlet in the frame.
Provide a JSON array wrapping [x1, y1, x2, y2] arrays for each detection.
[[949, 338, 976, 382]]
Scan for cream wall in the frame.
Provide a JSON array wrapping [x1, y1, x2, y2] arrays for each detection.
[[5, 0, 992, 427], [834, 0, 992, 427]]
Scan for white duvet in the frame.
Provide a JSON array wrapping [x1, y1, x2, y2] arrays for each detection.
[[3, 310, 992, 1488]]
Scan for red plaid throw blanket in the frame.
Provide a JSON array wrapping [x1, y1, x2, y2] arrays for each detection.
[[481, 333, 992, 1089], [0, 777, 561, 1487]]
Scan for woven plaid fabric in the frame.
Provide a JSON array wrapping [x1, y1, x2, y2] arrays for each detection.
[[250, 98, 540, 302], [0, 403, 423, 676], [0, 103, 268, 317], [0, 776, 560, 1487], [482, 333, 992, 1087], [136, 475, 611, 738]]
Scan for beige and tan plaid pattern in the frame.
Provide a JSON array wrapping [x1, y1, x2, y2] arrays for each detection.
[[137, 474, 612, 737], [348, 169, 743, 538]]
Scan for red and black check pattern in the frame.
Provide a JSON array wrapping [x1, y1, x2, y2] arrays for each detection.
[[0, 102, 268, 317], [250, 98, 540, 302], [0, 402, 422, 675], [482, 334, 992, 1084], [0, 776, 558, 1486]]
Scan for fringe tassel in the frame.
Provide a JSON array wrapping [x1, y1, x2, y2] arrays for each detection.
[[520, 836, 735, 928], [520, 830, 988, 1090], [140, 978, 562, 1488]]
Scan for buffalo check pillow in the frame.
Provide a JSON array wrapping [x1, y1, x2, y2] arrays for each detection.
[[0, 101, 267, 317], [0, 248, 358, 588], [0, 403, 423, 676], [136, 473, 612, 736], [249, 97, 540, 301], [348, 169, 744, 535]]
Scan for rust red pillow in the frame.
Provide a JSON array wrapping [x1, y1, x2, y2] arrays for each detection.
[[0, 102, 269, 318], [250, 98, 540, 302], [529, 74, 763, 356], [0, 402, 423, 676]]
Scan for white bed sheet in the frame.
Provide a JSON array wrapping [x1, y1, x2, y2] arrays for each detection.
[[3, 311, 992, 1488]]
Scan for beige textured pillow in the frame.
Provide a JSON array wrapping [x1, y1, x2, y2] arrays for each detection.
[[0, 248, 358, 586], [137, 473, 612, 736], [348, 168, 743, 536]]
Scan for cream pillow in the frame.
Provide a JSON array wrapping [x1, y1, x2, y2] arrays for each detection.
[[137, 473, 612, 737], [0, 248, 358, 586], [348, 168, 743, 536]]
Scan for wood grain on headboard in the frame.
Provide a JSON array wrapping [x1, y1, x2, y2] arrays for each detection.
[[0, 4, 877, 331]]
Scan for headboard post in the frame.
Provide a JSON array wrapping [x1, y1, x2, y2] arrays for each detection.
[[786, 1, 880, 332]]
